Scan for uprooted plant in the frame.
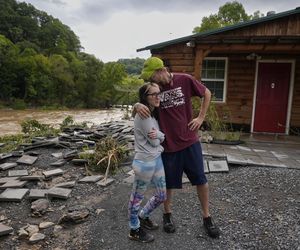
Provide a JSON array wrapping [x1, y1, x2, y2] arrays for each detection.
[[81, 137, 129, 180]]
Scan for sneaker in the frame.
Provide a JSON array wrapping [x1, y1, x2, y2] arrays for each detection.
[[203, 216, 220, 238], [139, 216, 159, 230], [163, 213, 176, 233], [128, 227, 154, 243]]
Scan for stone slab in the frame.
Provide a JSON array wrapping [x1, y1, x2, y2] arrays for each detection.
[[43, 169, 64, 178], [0, 177, 19, 184], [55, 181, 76, 188], [79, 175, 103, 183], [204, 160, 209, 173], [0, 188, 29, 201], [51, 152, 63, 158], [226, 154, 247, 165], [71, 159, 88, 165], [0, 180, 27, 189], [47, 187, 72, 199], [20, 175, 45, 181], [208, 160, 229, 173], [17, 155, 38, 165], [0, 153, 13, 160], [262, 157, 287, 168], [0, 223, 13, 236], [97, 178, 115, 187], [8, 169, 29, 177], [0, 143, 5, 147], [0, 163, 17, 171], [28, 189, 48, 200], [50, 159, 66, 167], [123, 175, 134, 184]]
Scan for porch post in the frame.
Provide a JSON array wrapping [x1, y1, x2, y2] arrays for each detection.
[[194, 49, 210, 80]]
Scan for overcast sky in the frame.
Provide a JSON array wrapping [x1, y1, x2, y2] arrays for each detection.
[[22, 0, 299, 62]]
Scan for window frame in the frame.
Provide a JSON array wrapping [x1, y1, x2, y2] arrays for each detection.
[[201, 57, 228, 103]]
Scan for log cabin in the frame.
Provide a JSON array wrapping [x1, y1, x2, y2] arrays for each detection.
[[137, 7, 300, 135]]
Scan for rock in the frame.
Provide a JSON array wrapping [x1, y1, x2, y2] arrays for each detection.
[[39, 221, 55, 229], [29, 232, 45, 243], [52, 225, 63, 237], [25, 224, 39, 236], [31, 199, 50, 216], [58, 206, 89, 226], [18, 228, 29, 239]]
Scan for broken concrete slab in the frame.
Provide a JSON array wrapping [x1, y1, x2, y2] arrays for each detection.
[[0, 143, 5, 147], [0, 162, 17, 171], [47, 187, 72, 199], [0, 223, 13, 236], [97, 178, 115, 187], [208, 160, 229, 172], [79, 175, 103, 183], [8, 169, 29, 177], [43, 169, 64, 179], [0, 180, 27, 189], [0, 188, 29, 201], [28, 189, 48, 200], [16, 155, 38, 165]]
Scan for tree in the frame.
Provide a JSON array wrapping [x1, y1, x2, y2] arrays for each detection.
[[117, 57, 145, 75], [193, 1, 264, 33]]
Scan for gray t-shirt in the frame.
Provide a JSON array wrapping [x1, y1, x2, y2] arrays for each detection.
[[134, 114, 165, 161]]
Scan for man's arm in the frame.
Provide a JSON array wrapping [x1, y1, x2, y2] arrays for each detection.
[[132, 103, 151, 119], [188, 88, 211, 131]]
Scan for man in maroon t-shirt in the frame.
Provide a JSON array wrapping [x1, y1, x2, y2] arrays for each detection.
[[136, 57, 220, 238]]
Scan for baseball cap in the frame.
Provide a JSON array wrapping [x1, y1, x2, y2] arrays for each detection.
[[140, 57, 164, 80]]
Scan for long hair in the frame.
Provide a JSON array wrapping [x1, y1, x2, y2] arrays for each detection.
[[138, 82, 160, 120]]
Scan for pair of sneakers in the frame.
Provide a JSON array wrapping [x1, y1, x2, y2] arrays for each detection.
[[129, 214, 220, 243], [128, 216, 158, 243], [163, 213, 220, 238]]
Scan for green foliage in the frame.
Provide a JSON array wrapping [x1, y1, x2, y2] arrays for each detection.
[[0, 0, 142, 109], [193, 96, 241, 141], [59, 115, 88, 130], [20, 119, 58, 136], [193, 1, 263, 33], [12, 98, 27, 110], [81, 137, 128, 177], [117, 57, 145, 75], [0, 133, 27, 154]]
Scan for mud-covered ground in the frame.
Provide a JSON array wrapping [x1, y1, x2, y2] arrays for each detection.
[[0, 147, 299, 250]]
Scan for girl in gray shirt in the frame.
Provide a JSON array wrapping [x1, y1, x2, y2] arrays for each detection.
[[128, 83, 166, 243]]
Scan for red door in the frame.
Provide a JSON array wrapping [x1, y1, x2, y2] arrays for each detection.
[[253, 62, 291, 133]]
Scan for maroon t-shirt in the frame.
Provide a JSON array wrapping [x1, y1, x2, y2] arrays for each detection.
[[158, 73, 206, 152]]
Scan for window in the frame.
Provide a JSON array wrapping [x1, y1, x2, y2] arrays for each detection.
[[201, 58, 227, 102]]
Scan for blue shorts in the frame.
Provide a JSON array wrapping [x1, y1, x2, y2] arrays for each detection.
[[162, 142, 207, 189]]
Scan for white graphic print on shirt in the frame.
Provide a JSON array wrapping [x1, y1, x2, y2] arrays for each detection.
[[160, 87, 185, 109]]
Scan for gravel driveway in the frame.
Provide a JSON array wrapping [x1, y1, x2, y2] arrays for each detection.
[[85, 166, 300, 250]]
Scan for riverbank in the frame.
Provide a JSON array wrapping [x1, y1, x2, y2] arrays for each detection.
[[0, 108, 126, 136]]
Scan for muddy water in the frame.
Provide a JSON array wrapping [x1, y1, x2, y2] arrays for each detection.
[[0, 108, 126, 136]]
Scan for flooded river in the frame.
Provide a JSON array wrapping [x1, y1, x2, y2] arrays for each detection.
[[0, 108, 126, 136]]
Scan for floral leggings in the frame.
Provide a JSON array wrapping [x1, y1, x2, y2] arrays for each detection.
[[128, 155, 167, 230]]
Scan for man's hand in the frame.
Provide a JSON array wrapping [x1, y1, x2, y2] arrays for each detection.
[[135, 103, 151, 119], [188, 117, 204, 131]]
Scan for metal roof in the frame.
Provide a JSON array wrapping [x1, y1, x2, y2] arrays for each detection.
[[137, 7, 300, 52]]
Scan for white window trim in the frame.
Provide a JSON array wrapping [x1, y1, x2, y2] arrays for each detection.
[[202, 57, 228, 103]]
